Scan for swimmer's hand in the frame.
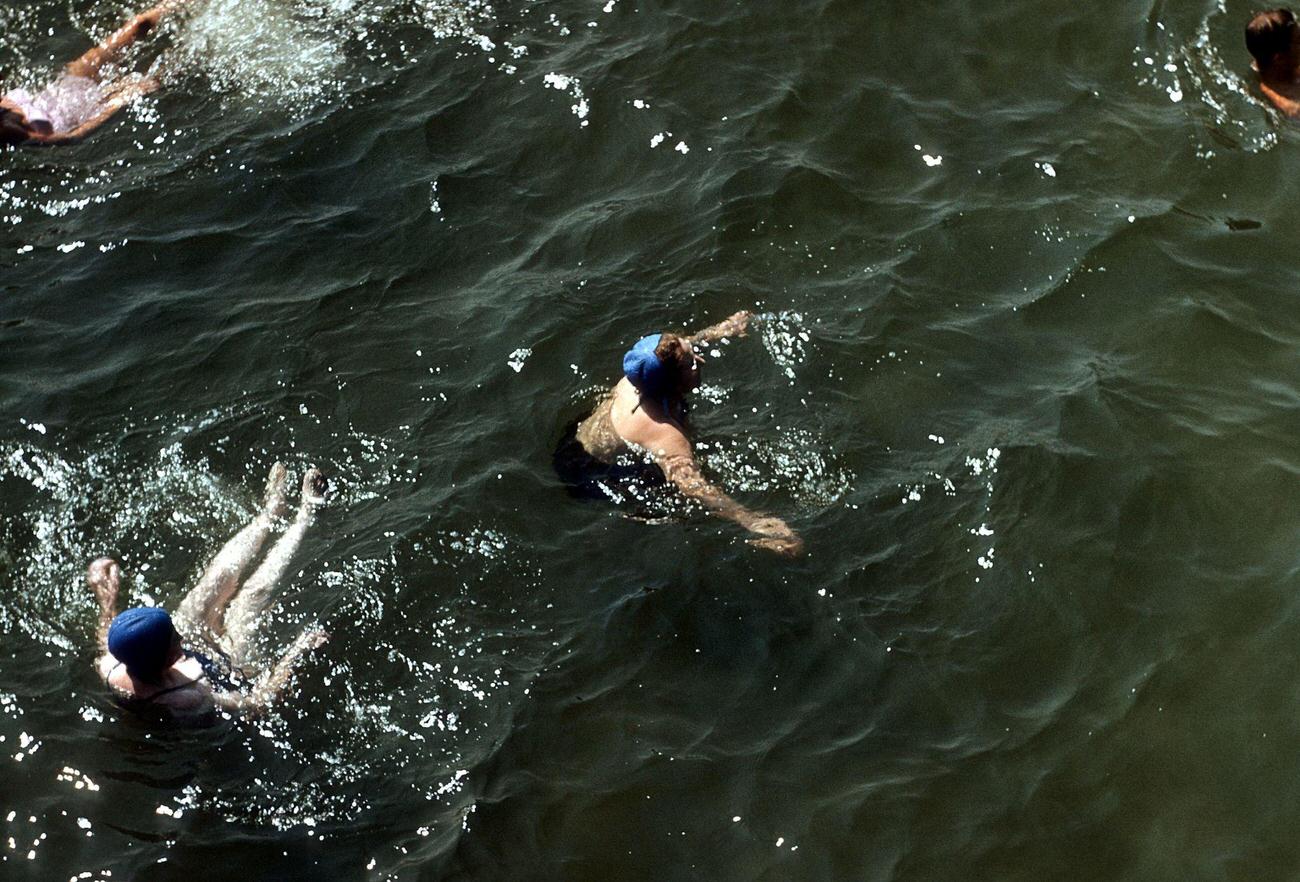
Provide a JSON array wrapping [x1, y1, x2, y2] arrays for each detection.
[[137, 0, 196, 33], [721, 310, 752, 337], [88, 557, 122, 656], [745, 517, 804, 557], [748, 535, 804, 557], [87, 558, 121, 610]]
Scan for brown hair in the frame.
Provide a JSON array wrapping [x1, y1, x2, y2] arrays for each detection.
[[654, 333, 696, 394], [0, 108, 30, 146], [1247, 8, 1298, 68]]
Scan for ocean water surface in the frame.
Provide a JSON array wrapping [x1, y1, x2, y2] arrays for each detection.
[[3, 0, 1300, 879]]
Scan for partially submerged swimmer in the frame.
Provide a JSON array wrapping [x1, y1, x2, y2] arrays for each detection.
[[1247, 8, 1300, 116], [1, 0, 193, 147], [568, 311, 804, 557], [89, 464, 329, 721]]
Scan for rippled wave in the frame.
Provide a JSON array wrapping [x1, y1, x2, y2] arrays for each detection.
[[4, 0, 1300, 878]]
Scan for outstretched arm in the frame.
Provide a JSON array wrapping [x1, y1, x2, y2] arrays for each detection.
[[65, 1, 192, 80], [656, 443, 803, 557], [213, 629, 329, 715], [688, 311, 752, 345]]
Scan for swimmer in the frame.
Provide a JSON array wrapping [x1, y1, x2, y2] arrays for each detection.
[[570, 311, 804, 557], [1, 0, 193, 147], [1247, 8, 1300, 115], [88, 464, 330, 721]]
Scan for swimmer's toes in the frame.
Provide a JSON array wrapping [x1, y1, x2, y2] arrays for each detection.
[[301, 467, 329, 508], [263, 462, 290, 516]]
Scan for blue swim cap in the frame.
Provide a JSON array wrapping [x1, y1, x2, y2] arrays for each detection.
[[107, 607, 177, 676], [622, 333, 668, 396]]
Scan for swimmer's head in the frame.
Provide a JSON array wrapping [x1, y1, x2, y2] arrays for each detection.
[[0, 103, 30, 146], [622, 332, 703, 399], [1246, 8, 1299, 71], [108, 607, 181, 679], [656, 333, 704, 394]]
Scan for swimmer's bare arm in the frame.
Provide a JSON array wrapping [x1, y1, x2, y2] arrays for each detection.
[[93, 586, 116, 657], [212, 630, 329, 715], [1259, 80, 1300, 117], [87, 558, 120, 677], [651, 429, 803, 556], [65, 1, 194, 80], [688, 311, 752, 345]]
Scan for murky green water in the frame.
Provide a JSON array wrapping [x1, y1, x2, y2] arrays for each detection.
[[2, 0, 1300, 879]]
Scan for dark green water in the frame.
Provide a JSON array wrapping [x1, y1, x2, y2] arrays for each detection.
[[3, 0, 1300, 879]]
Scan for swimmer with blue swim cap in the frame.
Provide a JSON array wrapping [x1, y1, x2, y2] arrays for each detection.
[[571, 311, 803, 556], [90, 464, 331, 720]]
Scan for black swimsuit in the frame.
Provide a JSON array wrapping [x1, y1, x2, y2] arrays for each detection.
[[552, 418, 668, 506]]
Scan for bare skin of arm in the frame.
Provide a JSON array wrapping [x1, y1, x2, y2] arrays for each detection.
[[640, 417, 803, 557], [212, 629, 329, 716], [89, 558, 120, 658], [65, 1, 192, 80], [688, 310, 753, 345], [682, 310, 802, 554]]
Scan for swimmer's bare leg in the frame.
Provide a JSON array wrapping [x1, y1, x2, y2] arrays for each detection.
[[174, 463, 290, 639], [65, 1, 192, 81], [87, 557, 121, 655], [222, 469, 327, 665]]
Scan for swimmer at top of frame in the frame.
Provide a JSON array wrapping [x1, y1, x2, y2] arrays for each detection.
[[1, 0, 195, 147], [1247, 7, 1300, 116], [558, 310, 804, 558]]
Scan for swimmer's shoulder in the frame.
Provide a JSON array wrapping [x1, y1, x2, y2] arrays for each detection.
[[105, 661, 214, 715], [154, 682, 215, 716], [616, 400, 690, 461], [1259, 71, 1300, 116]]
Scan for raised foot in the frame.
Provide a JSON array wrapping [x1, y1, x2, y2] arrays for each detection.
[[300, 467, 329, 510], [262, 462, 290, 518], [87, 557, 121, 606]]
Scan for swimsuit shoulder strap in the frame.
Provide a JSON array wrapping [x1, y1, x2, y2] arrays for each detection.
[[135, 662, 209, 704], [139, 681, 201, 703]]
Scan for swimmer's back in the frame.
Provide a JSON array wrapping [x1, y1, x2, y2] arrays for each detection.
[[102, 653, 216, 719], [577, 378, 688, 462], [575, 387, 628, 462]]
